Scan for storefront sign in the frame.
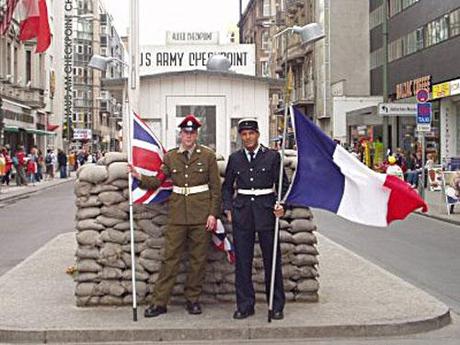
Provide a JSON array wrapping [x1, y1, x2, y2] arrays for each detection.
[[396, 75, 431, 100], [140, 44, 256, 76], [73, 128, 92, 140], [166, 31, 219, 45], [378, 103, 417, 116], [432, 82, 450, 99]]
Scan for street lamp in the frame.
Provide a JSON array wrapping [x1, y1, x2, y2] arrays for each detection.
[[206, 54, 232, 72], [267, 22, 325, 323], [88, 54, 128, 72]]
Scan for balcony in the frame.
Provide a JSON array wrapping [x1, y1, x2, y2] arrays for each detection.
[[0, 83, 45, 109], [286, 0, 304, 14]]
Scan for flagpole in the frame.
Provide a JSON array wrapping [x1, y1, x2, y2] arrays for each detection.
[[268, 32, 292, 323], [127, 0, 140, 322]]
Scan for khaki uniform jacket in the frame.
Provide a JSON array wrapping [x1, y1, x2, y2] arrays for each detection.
[[139, 145, 221, 225]]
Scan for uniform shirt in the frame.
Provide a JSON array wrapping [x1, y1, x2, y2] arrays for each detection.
[[139, 144, 221, 225], [244, 144, 260, 162]]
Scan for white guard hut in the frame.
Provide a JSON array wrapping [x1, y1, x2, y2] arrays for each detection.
[[105, 70, 282, 158]]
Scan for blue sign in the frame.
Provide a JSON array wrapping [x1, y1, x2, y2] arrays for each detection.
[[417, 103, 432, 124]]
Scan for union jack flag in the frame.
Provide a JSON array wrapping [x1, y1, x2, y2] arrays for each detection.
[[213, 219, 235, 264], [0, 0, 19, 35], [131, 112, 173, 204]]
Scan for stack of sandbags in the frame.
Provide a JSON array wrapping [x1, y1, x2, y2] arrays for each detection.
[[73, 151, 319, 306]]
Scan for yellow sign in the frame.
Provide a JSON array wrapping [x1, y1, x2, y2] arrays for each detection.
[[432, 82, 450, 99]]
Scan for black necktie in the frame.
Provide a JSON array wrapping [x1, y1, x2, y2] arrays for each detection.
[[249, 151, 255, 162]]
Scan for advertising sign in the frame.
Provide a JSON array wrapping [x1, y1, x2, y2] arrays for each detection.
[[416, 103, 432, 132], [432, 82, 450, 99], [140, 44, 256, 76], [73, 128, 92, 140]]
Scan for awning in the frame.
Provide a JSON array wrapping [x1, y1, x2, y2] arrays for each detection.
[[47, 124, 60, 131], [25, 128, 57, 136], [4, 126, 19, 133]]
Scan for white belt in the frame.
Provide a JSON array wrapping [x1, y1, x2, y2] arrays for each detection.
[[173, 184, 209, 196], [237, 188, 274, 196]]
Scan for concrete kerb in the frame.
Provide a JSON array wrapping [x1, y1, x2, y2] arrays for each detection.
[[0, 177, 76, 203], [416, 211, 460, 226], [0, 233, 451, 344]]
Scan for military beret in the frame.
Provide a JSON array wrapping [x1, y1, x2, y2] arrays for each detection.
[[179, 114, 202, 132]]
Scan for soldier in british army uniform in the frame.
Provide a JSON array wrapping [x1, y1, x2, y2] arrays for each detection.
[[222, 118, 289, 320], [129, 114, 221, 317]]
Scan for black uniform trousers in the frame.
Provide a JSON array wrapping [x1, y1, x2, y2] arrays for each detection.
[[233, 214, 285, 313]]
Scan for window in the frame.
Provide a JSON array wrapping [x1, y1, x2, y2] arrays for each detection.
[[425, 15, 449, 47], [369, 5, 383, 30], [263, 0, 270, 17], [415, 27, 424, 51], [77, 45, 83, 54], [402, 0, 419, 10], [389, 0, 402, 17], [261, 61, 269, 77], [404, 31, 417, 55], [261, 31, 269, 50], [25, 51, 32, 84], [388, 38, 403, 62], [450, 8, 460, 37]]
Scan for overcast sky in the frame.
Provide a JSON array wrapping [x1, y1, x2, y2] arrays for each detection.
[[103, 0, 250, 45]]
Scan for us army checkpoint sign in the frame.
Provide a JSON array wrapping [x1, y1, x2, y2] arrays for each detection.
[[140, 44, 256, 76]]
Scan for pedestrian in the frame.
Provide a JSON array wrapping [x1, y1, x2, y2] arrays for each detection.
[[128, 114, 221, 318], [36, 149, 44, 182], [221, 119, 289, 320], [14, 146, 28, 186], [26, 154, 37, 186], [0, 149, 5, 186], [45, 149, 54, 180], [57, 149, 67, 178], [1, 147, 12, 185], [68, 151, 76, 172]]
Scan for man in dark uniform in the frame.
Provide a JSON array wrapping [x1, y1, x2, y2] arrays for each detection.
[[222, 119, 289, 320], [129, 114, 221, 317]]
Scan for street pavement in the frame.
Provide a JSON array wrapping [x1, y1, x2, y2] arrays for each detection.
[[420, 189, 460, 225], [314, 208, 460, 314], [0, 179, 76, 276], [0, 181, 459, 344]]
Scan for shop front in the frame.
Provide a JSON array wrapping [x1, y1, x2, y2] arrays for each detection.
[[432, 78, 460, 164]]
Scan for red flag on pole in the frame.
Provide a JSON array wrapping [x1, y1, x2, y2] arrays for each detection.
[[18, 0, 51, 53]]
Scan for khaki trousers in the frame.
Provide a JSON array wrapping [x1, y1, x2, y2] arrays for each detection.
[[152, 224, 210, 306]]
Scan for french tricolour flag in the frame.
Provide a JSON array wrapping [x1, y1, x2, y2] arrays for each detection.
[[131, 112, 173, 204], [285, 106, 428, 227]]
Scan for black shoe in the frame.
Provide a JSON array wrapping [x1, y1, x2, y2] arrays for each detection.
[[271, 310, 284, 320], [185, 301, 202, 315], [144, 305, 167, 318], [233, 309, 255, 320]]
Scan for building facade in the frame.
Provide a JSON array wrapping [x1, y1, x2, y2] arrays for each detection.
[[369, 0, 460, 162], [0, 0, 57, 154], [72, 0, 123, 152]]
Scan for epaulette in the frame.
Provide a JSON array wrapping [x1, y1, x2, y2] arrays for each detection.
[[197, 145, 214, 153], [168, 147, 178, 153]]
